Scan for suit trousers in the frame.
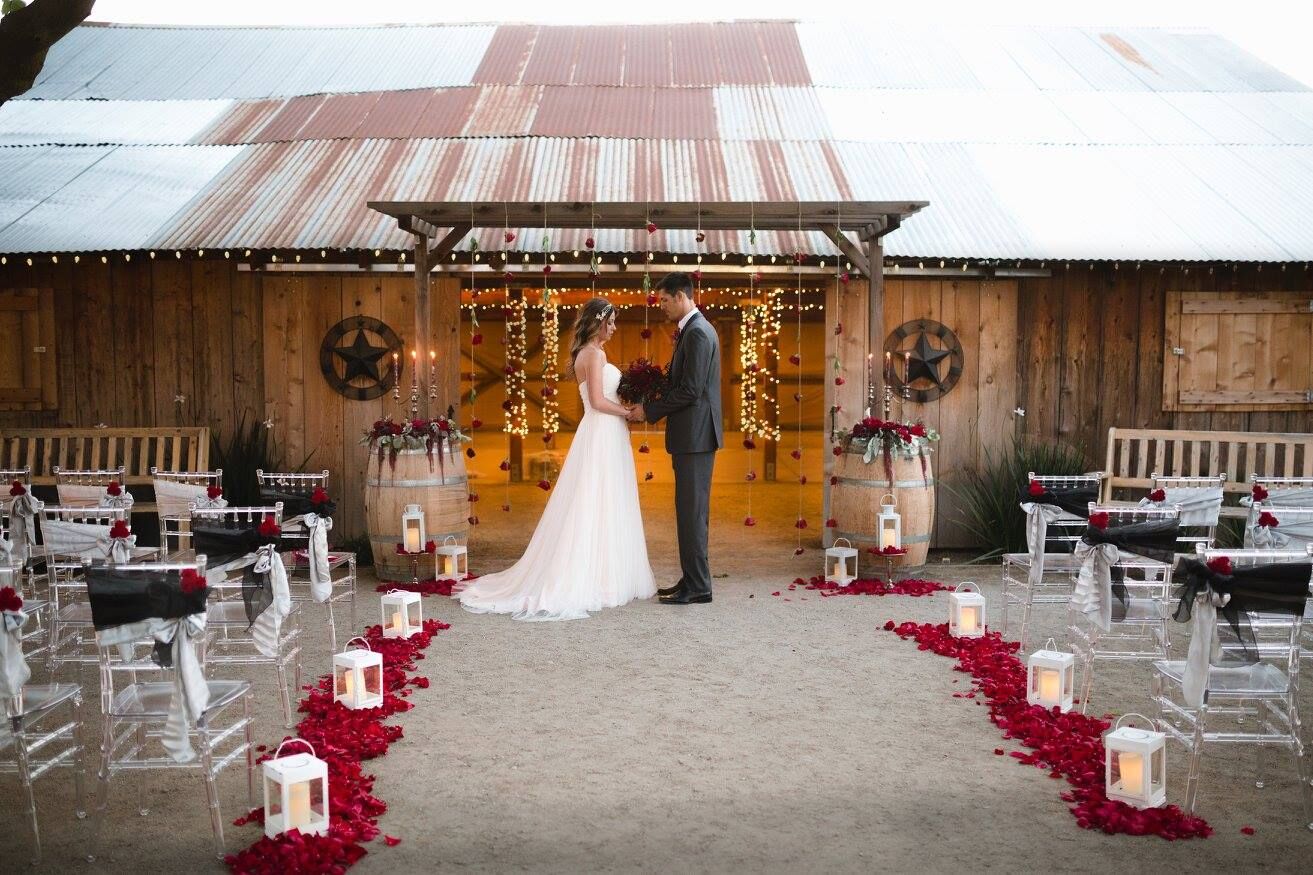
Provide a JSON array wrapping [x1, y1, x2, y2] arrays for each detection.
[[672, 450, 716, 596]]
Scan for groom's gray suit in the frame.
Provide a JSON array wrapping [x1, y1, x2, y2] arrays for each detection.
[[645, 310, 723, 597]]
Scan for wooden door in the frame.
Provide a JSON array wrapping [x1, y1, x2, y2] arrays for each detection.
[[0, 289, 57, 411]]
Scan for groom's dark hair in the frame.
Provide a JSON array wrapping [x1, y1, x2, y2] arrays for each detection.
[[656, 271, 694, 299]]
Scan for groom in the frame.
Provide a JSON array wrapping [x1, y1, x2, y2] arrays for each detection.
[[628, 272, 723, 605]]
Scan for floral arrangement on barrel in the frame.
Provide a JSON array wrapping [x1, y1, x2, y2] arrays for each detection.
[[616, 358, 669, 406], [362, 406, 469, 472], [833, 416, 940, 482]]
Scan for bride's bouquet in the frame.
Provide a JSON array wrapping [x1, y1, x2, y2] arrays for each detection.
[[617, 359, 669, 405]]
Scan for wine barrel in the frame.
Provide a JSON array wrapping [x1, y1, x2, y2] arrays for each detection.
[[365, 448, 469, 581], [831, 449, 935, 567]]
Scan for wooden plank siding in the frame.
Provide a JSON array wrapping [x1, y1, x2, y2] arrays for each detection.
[[2, 258, 1311, 545]]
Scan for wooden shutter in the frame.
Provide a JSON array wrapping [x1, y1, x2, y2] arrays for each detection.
[[0, 288, 57, 411], [1163, 291, 1313, 411]]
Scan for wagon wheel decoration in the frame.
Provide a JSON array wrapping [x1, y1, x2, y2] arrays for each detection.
[[884, 319, 964, 403], [320, 316, 404, 400]]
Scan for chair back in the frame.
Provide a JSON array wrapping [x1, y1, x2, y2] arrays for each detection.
[[152, 467, 224, 554], [1194, 544, 1313, 674], [1247, 506, 1313, 551], [53, 465, 128, 508], [0, 466, 31, 514], [1149, 472, 1226, 548], [38, 503, 130, 610], [190, 504, 283, 530], [1029, 471, 1105, 492], [1088, 501, 1182, 528], [1249, 475, 1313, 505]]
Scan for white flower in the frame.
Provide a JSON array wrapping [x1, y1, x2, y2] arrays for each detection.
[[1013, 407, 1026, 417], [93, 422, 107, 429], [174, 394, 187, 404], [263, 418, 275, 430]]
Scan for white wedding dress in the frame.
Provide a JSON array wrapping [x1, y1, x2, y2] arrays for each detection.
[[455, 361, 656, 620]]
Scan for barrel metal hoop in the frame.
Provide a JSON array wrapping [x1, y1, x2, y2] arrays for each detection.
[[833, 476, 935, 489], [366, 477, 468, 488], [834, 530, 931, 545]]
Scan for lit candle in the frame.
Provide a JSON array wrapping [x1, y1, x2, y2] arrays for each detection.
[[444, 555, 456, 577], [342, 670, 355, 700], [1037, 668, 1060, 704], [1117, 752, 1144, 792], [410, 349, 418, 387], [288, 781, 311, 829], [429, 349, 437, 393], [903, 350, 911, 382], [832, 560, 843, 579], [391, 611, 404, 633], [881, 526, 896, 549], [959, 606, 978, 634], [884, 350, 892, 382], [404, 521, 421, 553]]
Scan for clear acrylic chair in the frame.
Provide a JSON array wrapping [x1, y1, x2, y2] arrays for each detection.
[[39, 504, 132, 672], [151, 466, 224, 559], [1067, 502, 1183, 713], [1002, 471, 1104, 650], [53, 465, 129, 508], [1245, 505, 1313, 554], [2, 466, 40, 600], [257, 469, 357, 652], [85, 557, 256, 861], [1151, 545, 1313, 828], [1248, 475, 1313, 510], [2, 607, 87, 864], [190, 504, 303, 728], [1148, 472, 1225, 551]]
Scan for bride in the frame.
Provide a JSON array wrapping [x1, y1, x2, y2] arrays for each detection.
[[454, 297, 656, 620]]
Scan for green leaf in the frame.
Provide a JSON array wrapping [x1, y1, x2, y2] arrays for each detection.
[[2, 1, 28, 15]]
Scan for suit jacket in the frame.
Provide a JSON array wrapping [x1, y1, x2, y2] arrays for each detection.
[[645, 310, 724, 454]]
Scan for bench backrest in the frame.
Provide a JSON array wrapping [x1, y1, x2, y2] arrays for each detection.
[[0, 428, 210, 485], [1103, 427, 1313, 515]]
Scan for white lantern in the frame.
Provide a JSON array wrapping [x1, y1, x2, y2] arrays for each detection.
[[262, 738, 329, 838], [333, 636, 383, 710], [824, 537, 858, 585], [401, 503, 426, 554], [436, 535, 468, 580], [878, 493, 901, 550], [1026, 638, 1075, 712], [1104, 714, 1167, 809], [948, 582, 986, 638], [380, 588, 422, 639]]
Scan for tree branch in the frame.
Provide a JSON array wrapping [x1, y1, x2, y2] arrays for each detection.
[[0, 0, 95, 106]]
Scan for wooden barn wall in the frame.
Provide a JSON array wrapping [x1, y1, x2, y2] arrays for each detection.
[[2, 259, 1310, 546], [1014, 264, 1313, 466]]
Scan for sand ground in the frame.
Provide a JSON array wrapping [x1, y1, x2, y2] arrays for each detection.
[[7, 481, 1313, 872]]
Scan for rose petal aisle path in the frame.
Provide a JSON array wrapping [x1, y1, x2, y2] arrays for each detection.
[[346, 561, 1313, 874]]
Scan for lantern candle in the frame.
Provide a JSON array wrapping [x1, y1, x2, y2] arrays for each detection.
[[436, 535, 468, 580], [402, 503, 425, 554], [342, 670, 354, 699], [1104, 714, 1167, 809], [959, 606, 978, 633], [391, 611, 404, 633], [948, 582, 986, 638], [1118, 753, 1143, 791], [288, 781, 311, 829]]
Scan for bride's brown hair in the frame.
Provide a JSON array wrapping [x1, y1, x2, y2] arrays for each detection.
[[567, 297, 615, 378]]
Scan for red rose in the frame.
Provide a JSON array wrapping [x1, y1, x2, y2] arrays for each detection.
[[646, 294, 657, 306], [743, 438, 756, 450], [829, 476, 838, 486], [206, 484, 223, 500], [833, 322, 843, 335], [1148, 488, 1166, 502], [834, 376, 845, 386], [542, 264, 552, 274], [695, 231, 705, 243], [832, 446, 843, 457], [465, 447, 476, 458], [471, 418, 483, 429], [503, 272, 513, 282], [793, 547, 805, 556], [542, 433, 553, 443], [258, 515, 280, 538], [799, 475, 808, 485], [644, 471, 654, 481], [1089, 512, 1110, 530], [744, 516, 756, 527], [424, 540, 436, 554], [1028, 480, 1045, 497], [0, 586, 22, 612], [639, 444, 650, 454], [537, 479, 551, 491], [499, 460, 510, 472], [503, 365, 516, 375], [501, 504, 511, 512], [745, 471, 756, 482], [472, 333, 483, 346], [793, 392, 802, 402], [179, 568, 206, 595], [438, 419, 451, 432], [790, 449, 802, 461], [585, 236, 595, 249], [788, 353, 801, 365], [824, 518, 837, 528], [640, 328, 652, 340], [410, 419, 427, 432], [691, 270, 702, 282], [1206, 556, 1233, 575], [501, 400, 513, 412], [1258, 511, 1279, 528], [1252, 484, 1269, 502], [310, 487, 330, 506], [795, 518, 808, 530], [794, 251, 806, 264], [910, 424, 926, 437], [840, 272, 850, 284], [467, 492, 478, 503], [646, 221, 657, 234], [8, 480, 25, 496], [395, 543, 408, 555], [106, 480, 122, 497], [504, 230, 515, 244], [109, 519, 131, 540]]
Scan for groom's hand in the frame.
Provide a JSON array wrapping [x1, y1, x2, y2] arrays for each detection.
[[627, 403, 646, 422]]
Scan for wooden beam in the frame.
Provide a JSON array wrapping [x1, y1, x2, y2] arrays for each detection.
[[818, 225, 871, 277], [867, 236, 885, 413], [370, 201, 927, 234], [398, 215, 442, 240], [427, 223, 473, 268]]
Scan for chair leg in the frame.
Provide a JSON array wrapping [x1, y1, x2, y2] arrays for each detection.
[[325, 597, 337, 654], [86, 720, 115, 862], [1078, 658, 1095, 716], [1000, 570, 1012, 637], [243, 692, 256, 814], [198, 729, 226, 860], [276, 659, 293, 729], [1018, 594, 1033, 653], [1255, 741, 1267, 790], [15, 735, 42, 865], [1185, 705, 1208, 813]]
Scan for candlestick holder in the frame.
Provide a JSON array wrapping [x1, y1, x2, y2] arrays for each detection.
[[409, 553, 420, 588]]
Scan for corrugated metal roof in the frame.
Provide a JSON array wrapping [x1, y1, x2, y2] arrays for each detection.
[[4, 20, 1313, 261], [0, 145, 243, 252]]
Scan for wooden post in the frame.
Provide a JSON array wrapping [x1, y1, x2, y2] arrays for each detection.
[[866, 236, 885, 402], [413, 233, 431, 419], [822, 274, 871, 549]]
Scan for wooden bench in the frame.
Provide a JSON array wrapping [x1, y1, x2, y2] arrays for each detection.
[[1101, 427, 1313, 518], [0, 427, 210, 514]]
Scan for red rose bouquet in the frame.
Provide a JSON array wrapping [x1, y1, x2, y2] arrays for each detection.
[[835, 416, 940, 482], [617, 359, 669, 405], [362, 405, 470, 472]]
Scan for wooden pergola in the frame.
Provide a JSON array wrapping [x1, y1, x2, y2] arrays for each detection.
[[368, 199, 928, 410]]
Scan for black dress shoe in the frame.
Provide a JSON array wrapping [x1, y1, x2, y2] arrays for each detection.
[[660, 591, 712, 605], [657, 582, 684, 598]]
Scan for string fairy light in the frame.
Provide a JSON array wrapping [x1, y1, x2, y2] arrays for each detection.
[[466, 207, 480, 528], [541, 206, 560, 445], [794, 203, 807, 556]]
